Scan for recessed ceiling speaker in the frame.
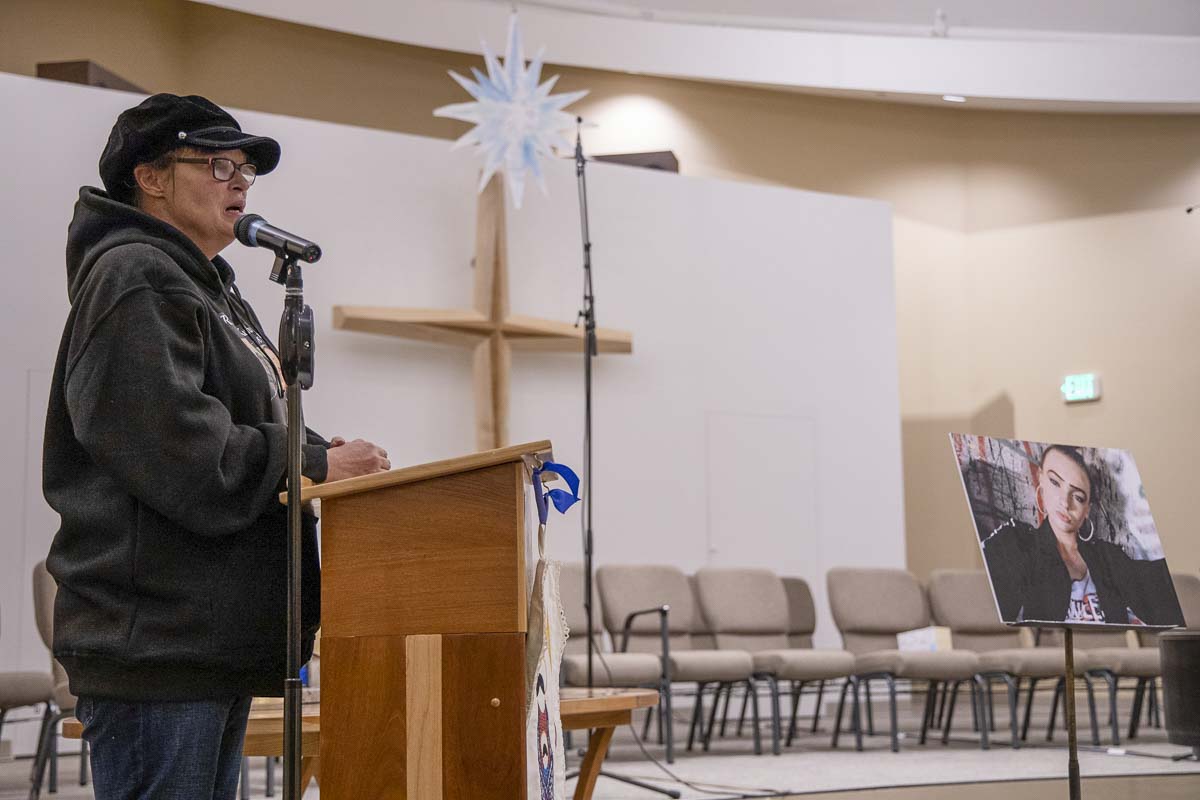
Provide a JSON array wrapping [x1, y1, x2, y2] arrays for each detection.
[[1160, 630, 1200, 759]]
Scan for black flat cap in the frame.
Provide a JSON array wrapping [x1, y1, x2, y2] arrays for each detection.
[[100, 93, 281, 203]]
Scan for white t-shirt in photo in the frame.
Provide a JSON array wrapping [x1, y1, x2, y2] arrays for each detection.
[[1066, 571, 1106, 623]]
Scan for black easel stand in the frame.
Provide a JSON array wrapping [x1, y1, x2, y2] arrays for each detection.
[[272, 253, 315, 800], [1063, 628, 1082, 800], [567, 120, 680, 800]]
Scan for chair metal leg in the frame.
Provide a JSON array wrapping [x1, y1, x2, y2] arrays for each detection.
[[831, 676, 851, 748], [764, 675, 782, 755], [1002, 675, 1020, 749], [884, 675, 899, 753], [79, 740, 89, 786], [735, 682, 750, 737], [919, 680, 937, 745], [864, 678, 875, 736], [1149, 679, 1161, 727], [974, 675, 991, 750], [1083, 673, 1100, 746], [1128, 678, 1147, 741], [240, 757, 250, 800], [986, 679, 997, 731], [702, 682, 724, 751], [264, 755, 274, 796], [686, 682, 707, 751], [1021, 678, 1038, 741], [663, 679, 675, 765], [1047, 678, 1063, 741], [640, 704, 653, 740], [934, 681, 950, 728], [850, 676, 864, 752], [786, 680, 804, 747], [1102, 671, 1121, 746], [810, 680, 826, 733], [747, 679, 763, 755], [969, 681, 979, 732], [29, 704, 52, 784], [656, 694, 664, 745], [941, 680, 961, 745], [27, 705, 57, 800], [48, 718, 58, 794], [717, 683, 733, 737]]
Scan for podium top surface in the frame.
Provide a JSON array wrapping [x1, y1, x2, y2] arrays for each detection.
[[291, 440, 553, 503]]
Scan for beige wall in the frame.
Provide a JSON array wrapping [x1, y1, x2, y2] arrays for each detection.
[[7, 0, 1200, 577]]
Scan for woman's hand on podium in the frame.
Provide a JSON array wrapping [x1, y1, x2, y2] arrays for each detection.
[[324, 437, 390, 482]]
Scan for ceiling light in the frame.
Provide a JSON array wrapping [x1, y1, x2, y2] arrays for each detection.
[[942, 94, 967, 103]]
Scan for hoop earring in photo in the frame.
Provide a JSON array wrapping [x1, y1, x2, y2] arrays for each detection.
[[1035, 485, 1046, 517], [1077, 518, 1095, 543]]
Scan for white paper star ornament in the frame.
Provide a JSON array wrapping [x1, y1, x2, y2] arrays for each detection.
[[434, 14, 587, 209]]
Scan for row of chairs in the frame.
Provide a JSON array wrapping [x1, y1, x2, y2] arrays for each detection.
[[558, 563, 1200, 761]]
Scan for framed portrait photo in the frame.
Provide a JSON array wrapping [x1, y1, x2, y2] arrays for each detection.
[[950, 434, 1184, 630]]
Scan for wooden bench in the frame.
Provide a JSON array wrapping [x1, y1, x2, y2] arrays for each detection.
[[63, 687, 657, 799]]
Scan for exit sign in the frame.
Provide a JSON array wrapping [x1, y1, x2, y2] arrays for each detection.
[[1061, 373, 1102, 403]]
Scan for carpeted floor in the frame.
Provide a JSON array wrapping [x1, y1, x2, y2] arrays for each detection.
[[3, 693, 1196, 799], [589, 727, 1199, 799]]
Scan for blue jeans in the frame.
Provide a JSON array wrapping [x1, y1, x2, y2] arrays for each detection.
[[76, 695, 252, 800]]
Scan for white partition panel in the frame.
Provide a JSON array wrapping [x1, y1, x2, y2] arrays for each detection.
[[0, 73, 902, 755]]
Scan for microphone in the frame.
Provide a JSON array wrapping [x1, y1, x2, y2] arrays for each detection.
[[234, 214, 322, 263]]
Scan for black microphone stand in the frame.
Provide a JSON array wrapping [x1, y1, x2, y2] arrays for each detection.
[[574, 119, 598, 696], [270, 252, 315, 800], [568, 119, 681, 800]]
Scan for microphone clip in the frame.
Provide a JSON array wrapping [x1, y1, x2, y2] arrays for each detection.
[[270, 254, 291, 285]]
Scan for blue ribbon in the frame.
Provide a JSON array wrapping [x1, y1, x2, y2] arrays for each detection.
[[531, 461, 581, 524]]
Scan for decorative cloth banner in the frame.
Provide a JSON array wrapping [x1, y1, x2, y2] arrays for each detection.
[[525, 461, 580, 800]]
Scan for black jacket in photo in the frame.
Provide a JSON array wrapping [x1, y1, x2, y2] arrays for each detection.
[[981, 517, 1184, 627], [43, 187, 328, 701]]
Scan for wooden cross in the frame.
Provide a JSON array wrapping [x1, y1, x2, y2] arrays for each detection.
[[333, 176, 633, 452]]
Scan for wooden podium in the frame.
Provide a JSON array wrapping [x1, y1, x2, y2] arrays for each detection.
[[301, 440, 552, 799]]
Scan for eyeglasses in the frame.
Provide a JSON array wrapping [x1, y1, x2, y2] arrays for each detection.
[[169, 156, 257, 185]]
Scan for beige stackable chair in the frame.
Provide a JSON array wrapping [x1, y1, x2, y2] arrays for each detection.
[[716, 575, 846, 747], [826, 567, 979, 752], [928, 568, 1088, 749], [31, 560, 82, 799], [596, 565, 757, 761], [0, 600, 54, 783], [694, 568, 855, 755], [558, 562, 662, 744], [782, 576, 839, 740], [560, 563, 662, 689]]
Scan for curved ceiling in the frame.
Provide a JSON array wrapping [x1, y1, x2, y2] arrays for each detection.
[[525, 1, 1200, 39], [194, 0, 1200, 113]]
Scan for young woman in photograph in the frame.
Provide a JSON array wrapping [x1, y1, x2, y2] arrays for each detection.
[[981, 444, 1182, 626]]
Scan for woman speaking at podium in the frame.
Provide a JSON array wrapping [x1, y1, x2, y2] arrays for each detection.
[[42, 94, 389, 800]]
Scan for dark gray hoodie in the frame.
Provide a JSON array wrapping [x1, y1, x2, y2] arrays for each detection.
[[44, 187, 325, 701]]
